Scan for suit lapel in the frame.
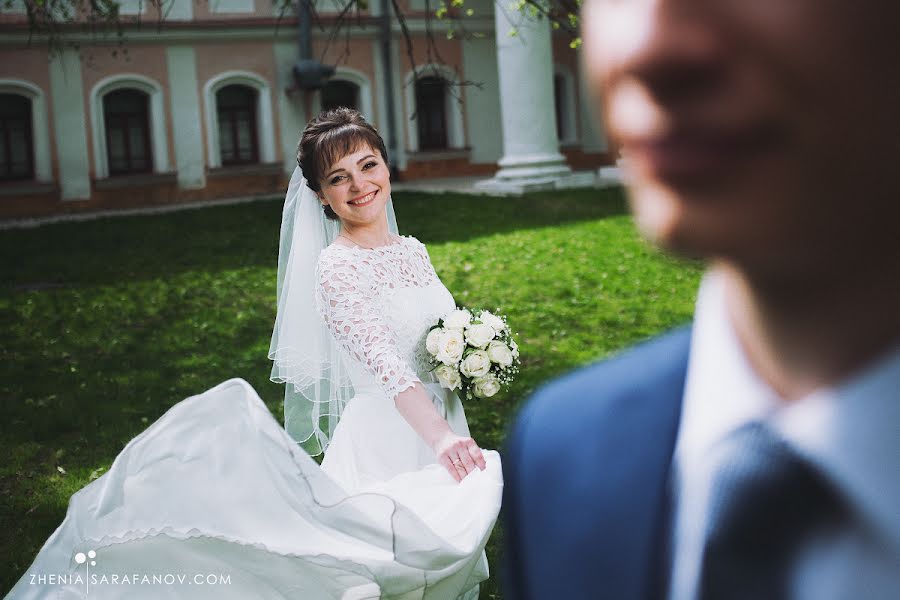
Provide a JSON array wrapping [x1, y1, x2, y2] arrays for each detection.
[[502, 327, 691, 600], [589, 327, 690, 599]]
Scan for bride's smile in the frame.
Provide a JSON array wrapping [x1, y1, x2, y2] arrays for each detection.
[[348, 190, 377, 206]]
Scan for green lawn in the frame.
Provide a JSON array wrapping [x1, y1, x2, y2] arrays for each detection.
[[0, 186, 703, 597]]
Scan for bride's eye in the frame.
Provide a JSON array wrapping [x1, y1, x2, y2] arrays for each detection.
[[330, 174, 345, 185], [363, 161, 377, 170]]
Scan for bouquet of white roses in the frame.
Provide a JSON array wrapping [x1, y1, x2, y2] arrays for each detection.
[[424, 308, 520, 400]]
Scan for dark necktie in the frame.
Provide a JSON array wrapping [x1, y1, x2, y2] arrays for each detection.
[[697, 422, 847, 600]]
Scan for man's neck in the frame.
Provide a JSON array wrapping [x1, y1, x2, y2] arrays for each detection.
[[715, 260, 900, 401]]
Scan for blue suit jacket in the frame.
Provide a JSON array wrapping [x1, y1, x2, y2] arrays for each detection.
[[502, 327, 692, 600]]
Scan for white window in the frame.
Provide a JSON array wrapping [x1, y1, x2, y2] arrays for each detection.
[[553, 64, 578, 145], [312, 68, 375, 122], [209, 0, 255, 13], [90, 75, 170, 178], [203, 71, 276, 168], [216, 84, 260, 165], [0, 93, 33, 180], [118, 0, 147, 16], [403, 65, 465, 152], [0, 0, 26, 14]]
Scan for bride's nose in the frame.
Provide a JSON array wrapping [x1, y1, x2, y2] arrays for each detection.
[[347, 172, 361, 192]]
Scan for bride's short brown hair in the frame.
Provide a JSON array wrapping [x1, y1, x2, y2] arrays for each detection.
[[297, 108, 389, 218]]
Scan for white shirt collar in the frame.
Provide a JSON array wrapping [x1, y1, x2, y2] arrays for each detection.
[[677, 269, 900, 550]]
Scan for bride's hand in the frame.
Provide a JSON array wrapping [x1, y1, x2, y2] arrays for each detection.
[[432, 432, 487, 482], [393, 384, 486, 482]]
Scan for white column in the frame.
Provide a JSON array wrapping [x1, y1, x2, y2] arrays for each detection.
[[275, 41, 308, 176], [462, 36, 503, 165], [388, 37, 408, 171], [476, 10, 591, 193], [48, 48, 91, 200], [166, 46, 206, 189], [576, 46, 607, 153]]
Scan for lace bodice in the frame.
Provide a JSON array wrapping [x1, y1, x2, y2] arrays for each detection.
[[315, 235, 456, 401]]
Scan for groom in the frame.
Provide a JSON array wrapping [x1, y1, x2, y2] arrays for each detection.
[[502, 1, 900, 599]]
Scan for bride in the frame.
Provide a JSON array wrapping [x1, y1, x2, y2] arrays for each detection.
[[6, 108, 503, 600]]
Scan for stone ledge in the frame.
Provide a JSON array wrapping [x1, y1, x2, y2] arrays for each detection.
[[473, 171, 597, 196], [207, 161, 283, 179], [596, 165, 625, 188], [93, 171, 178, 190], [0, 180, 58, 197], [406, 148, 472, 162]]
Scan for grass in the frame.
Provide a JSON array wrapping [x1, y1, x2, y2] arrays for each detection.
[[0, 186, 703, 597]]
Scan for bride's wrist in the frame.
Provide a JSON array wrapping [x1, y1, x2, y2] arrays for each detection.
[[393, 384, 453, 450], [425, 424, 454, 453]]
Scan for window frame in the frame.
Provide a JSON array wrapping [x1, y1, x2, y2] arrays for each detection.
[[0, 93, 35, 182], [103, 88, 154, 176], [216, 84, 260, 166]]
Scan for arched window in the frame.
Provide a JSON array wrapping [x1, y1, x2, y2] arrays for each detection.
[[104, 89, 152, 175], [204, 72, 275, 169], [0, 93, 33, 181], [554, 73, 565, 142], [553, 65, 578, 145], [217, 84, 259, 165], [321, 80, 359, 112], [415, 76, 448, 150]]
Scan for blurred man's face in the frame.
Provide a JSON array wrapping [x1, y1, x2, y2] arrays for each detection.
[[583, 0, 900, 280]]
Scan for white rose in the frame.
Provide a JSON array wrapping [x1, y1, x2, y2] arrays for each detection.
[[460, 350, 491, 378], [443, 309, 472, 329], [435, 329, 465, 366], [464, 323, 496, 349], [510, 339, 520, 358], [473, 374, 501, 398], [486, 340, 514, 367], [479, 311, 507, 334], [434, 364, 462, 391], [425, 327, 444, 356]]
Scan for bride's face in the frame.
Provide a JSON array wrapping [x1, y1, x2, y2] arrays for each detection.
[[317, 145, 391, 228]]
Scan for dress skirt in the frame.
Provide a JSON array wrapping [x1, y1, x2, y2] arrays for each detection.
[[6, 378, 503, 599]]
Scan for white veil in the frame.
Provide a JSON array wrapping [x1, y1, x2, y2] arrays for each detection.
[[268, 165, 400, 456]]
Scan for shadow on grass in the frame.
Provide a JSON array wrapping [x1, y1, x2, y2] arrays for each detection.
[[0, 187, 627, 289], [395, 186, 628, 245]]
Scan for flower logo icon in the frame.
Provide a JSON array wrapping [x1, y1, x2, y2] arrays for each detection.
[[74, 549, 97, 594], [74, 550, 96, 566]]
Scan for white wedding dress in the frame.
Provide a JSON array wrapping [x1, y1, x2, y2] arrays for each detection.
[[7, 235, 503, 600]]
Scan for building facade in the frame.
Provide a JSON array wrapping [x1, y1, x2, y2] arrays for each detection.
[[0, 0, 612, 220]]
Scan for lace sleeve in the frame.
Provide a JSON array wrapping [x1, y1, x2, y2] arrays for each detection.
[[315, 250, 422, 401]]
